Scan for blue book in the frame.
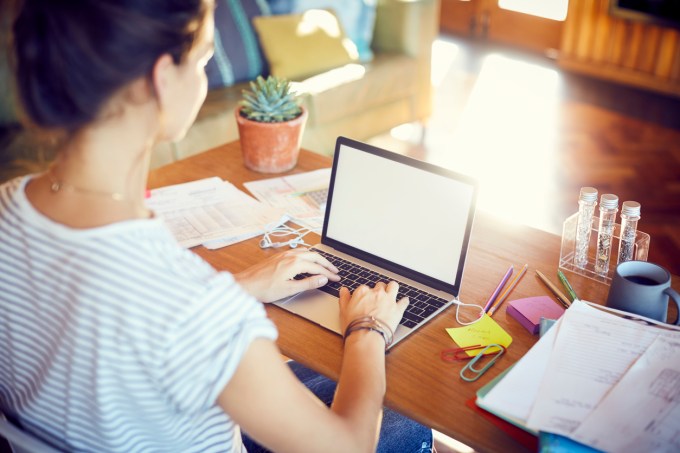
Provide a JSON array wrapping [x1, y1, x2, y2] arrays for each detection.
[[539, 432, 603, 452]]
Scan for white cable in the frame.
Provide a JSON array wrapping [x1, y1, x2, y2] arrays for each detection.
[[450, 298, 485, 326], [259, 222, 319, 249]]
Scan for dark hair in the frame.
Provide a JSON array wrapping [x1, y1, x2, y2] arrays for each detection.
[[12, 0, 210, 132]]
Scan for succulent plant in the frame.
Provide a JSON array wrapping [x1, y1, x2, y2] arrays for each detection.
[[239, 75, 302, 123]]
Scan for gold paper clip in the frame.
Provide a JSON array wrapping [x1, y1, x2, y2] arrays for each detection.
[[460, 344, 505, 382]]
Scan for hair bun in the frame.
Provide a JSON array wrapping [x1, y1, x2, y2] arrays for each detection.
[[12, 0, 208, 132]]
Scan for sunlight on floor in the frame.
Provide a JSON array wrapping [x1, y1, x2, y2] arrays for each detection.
[[390, 123, 422, 142], [427, 53, 563, 233], [372, 40, 567, 233], [431, 39, 460, 87]]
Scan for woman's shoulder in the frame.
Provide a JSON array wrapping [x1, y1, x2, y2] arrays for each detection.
[[122, 221, 219, 280], [74, 222, 256, 340], [0, 174, 25, 191], [80, 218, 222, 291], [0, 174, 30, 206]]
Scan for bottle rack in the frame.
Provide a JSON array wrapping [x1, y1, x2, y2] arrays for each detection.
[[559, 213, 650, 285]]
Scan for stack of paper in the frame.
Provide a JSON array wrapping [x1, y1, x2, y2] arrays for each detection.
[[146, 177, 287, 249], [477, 300, 680, 453]]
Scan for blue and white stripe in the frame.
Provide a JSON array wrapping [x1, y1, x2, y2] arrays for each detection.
[[0, 175, 277, 452]]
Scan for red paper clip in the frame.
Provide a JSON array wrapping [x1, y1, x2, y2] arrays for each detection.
[[441, 344, 503, 362]]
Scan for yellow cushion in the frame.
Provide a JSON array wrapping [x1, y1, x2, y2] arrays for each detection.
[[252, 9, 359, 81]]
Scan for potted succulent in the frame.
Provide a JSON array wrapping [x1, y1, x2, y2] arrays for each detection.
[[236, 75, 308, 173]]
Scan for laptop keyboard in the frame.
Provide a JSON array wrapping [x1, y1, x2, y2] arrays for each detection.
[[295, 249, 449, 328]]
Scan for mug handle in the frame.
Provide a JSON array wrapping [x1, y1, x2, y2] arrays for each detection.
[[665, 288, 680, 326]]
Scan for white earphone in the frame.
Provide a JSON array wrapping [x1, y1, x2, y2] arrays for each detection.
[[450, 298, 486, 325], [259, 223, 318, 249]]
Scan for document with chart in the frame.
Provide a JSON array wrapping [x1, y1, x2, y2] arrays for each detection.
[[146, 177, 285, 248]]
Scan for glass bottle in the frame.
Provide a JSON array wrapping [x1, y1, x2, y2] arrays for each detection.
[[617, 201, 641, 264], [574, 187, 598, 269], [595, 194, 619, 276]]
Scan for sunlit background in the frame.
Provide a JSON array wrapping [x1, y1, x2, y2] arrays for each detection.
[[369, 36, 564, 235]]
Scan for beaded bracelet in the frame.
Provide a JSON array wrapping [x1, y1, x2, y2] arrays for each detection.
[[343, 316, 394, 350]]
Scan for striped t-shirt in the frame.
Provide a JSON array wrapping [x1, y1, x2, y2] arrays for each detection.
[[0, 175, 278, 452]]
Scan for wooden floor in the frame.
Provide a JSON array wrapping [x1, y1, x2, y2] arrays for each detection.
[[369, 34, 680, 278]]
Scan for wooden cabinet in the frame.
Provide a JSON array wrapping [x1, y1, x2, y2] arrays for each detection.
[[439, 0, 563, 54], [440, 0, 479, 36], [559, 0, 680, 97], [439, 0, 680, 96]]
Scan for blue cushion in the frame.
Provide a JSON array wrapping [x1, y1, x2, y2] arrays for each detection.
[[206, 0, 271, 89], [266, 0, 293, 14], [267, 0, 377, 62]]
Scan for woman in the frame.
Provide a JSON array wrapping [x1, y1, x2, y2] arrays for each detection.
[[0, 0, 433, 451]]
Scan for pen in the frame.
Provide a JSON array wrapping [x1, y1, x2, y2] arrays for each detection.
[[483, 266, 514, 313], [535, 270, 571, 308], [488, 264, 528, 317], [557, 270, 579, 302]]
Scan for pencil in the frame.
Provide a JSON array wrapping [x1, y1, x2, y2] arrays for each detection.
[[535, 270, 571, 308], [488, 264, 528, 317], [483, 265, 514, 313], [557, 270, 579, 302]]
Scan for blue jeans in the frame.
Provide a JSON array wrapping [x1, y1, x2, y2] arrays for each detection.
[[242, 361, 433, 453]]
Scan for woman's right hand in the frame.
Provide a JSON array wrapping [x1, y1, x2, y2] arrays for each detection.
[[338, 281, 409, 335]]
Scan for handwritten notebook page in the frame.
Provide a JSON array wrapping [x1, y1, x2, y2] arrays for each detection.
[[572, 336, 680, 452], [476, 316, 559, 424], [526, 301, 680, 436]]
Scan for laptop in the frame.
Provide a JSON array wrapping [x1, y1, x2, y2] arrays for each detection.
[[274, 136, 478, 349]]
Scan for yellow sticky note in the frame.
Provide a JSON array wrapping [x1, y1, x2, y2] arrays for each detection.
[[445, 314, 513, 357]]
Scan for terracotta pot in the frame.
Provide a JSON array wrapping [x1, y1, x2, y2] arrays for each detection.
[[235, 107, 308, 173]]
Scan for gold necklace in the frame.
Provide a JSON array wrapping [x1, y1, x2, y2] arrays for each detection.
[[47, 168, 127, 202]]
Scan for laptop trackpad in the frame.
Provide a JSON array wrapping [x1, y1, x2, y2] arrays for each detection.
[[274, 290, 342, 334]]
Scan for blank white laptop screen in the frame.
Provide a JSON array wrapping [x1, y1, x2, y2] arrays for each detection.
[[324, 140, 476, 290]]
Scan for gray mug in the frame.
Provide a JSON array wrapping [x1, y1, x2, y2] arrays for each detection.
[[605, 261, 680, 325]]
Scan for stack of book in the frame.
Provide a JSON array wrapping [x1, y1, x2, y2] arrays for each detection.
[[473, 300, 680, 453]]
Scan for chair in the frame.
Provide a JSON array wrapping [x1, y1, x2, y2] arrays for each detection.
[[0, 412, 61, 453]]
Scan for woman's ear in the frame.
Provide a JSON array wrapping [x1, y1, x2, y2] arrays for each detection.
[[151, 53, 175, 109]]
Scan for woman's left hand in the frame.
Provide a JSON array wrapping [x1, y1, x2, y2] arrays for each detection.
[[235, 248, 340, 302]]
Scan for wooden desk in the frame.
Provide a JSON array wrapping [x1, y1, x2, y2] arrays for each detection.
[[148, 141, 680, 453]]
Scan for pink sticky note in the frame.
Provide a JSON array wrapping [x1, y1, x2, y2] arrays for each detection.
[[506, 296, 565, 335]]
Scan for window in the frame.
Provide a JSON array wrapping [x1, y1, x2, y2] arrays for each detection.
[[498, 0, 569, 21]]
